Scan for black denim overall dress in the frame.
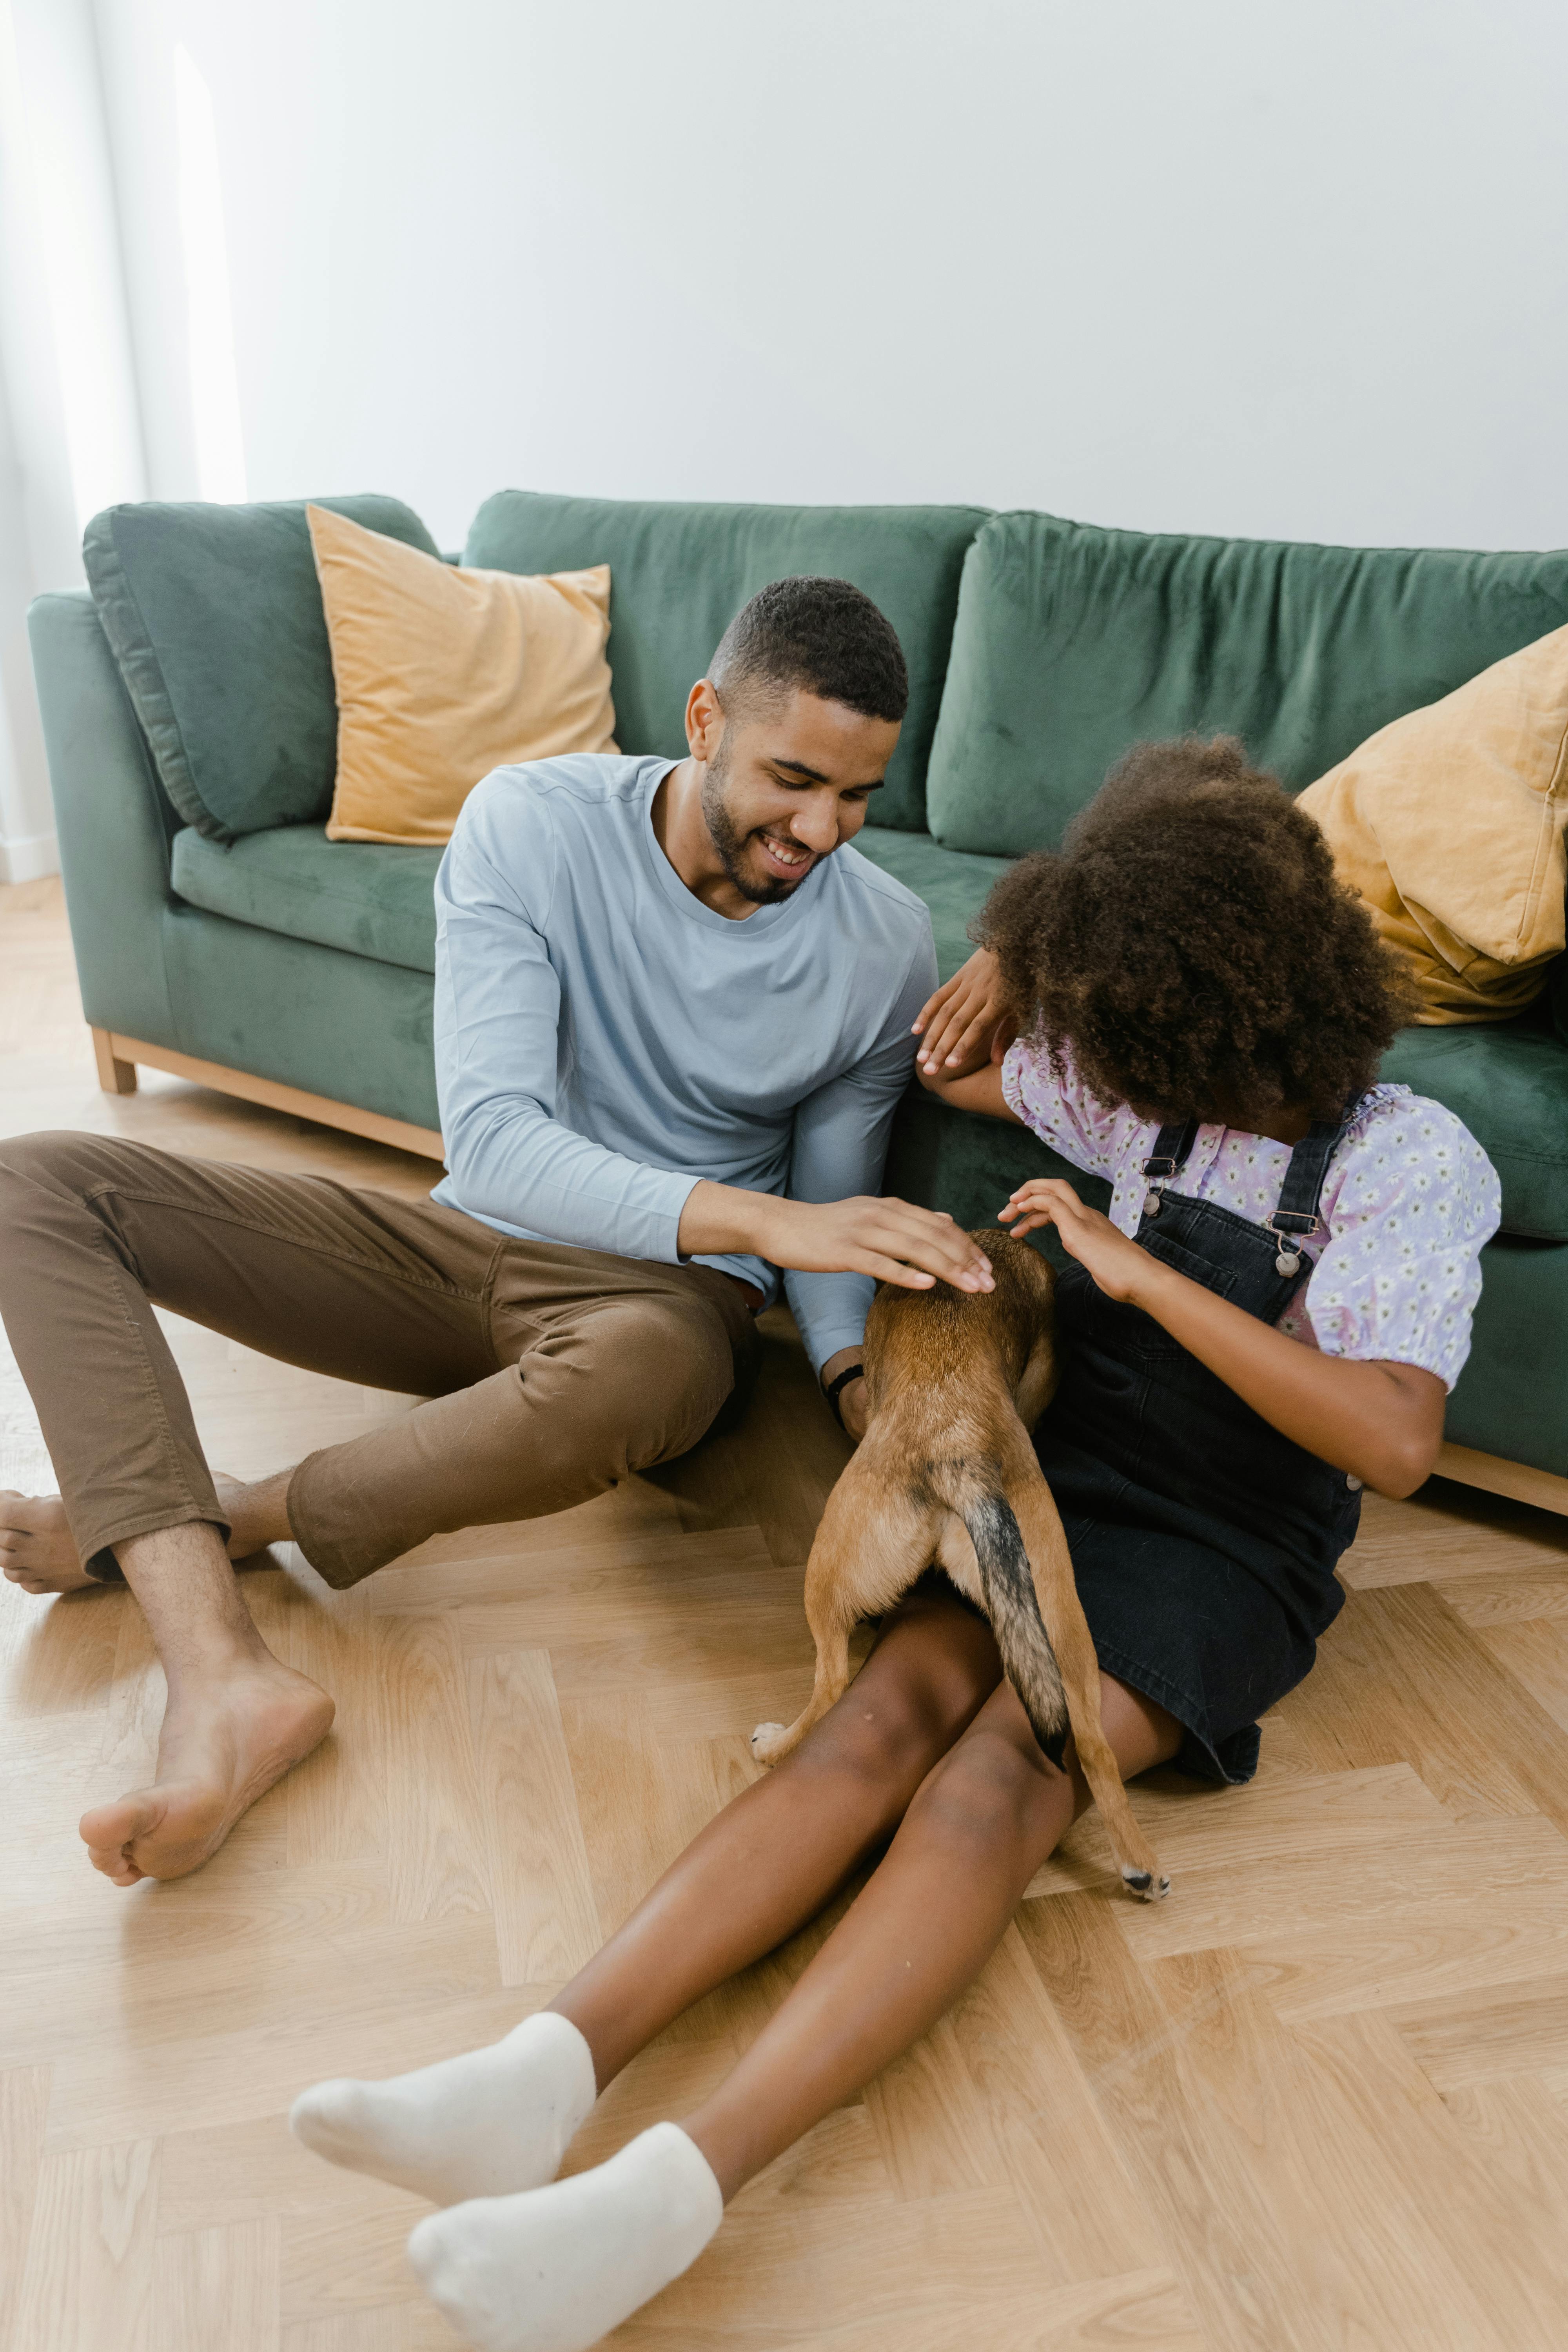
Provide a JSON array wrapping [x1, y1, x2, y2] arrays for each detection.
[[1033, 1107, 1365, 1783]]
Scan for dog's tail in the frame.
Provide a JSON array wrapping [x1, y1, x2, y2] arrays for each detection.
[[959, 1485, 1071, 1768]]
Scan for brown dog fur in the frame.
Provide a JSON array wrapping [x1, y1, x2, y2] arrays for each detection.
[[752, 1230, 1169, 1902]]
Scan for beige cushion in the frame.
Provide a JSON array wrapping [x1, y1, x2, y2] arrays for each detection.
[[1298, 624, 1568, 1023], [308, 502, 617, 845]]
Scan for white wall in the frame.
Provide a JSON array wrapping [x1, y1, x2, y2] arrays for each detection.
[[4, 0, 1566, 877], [0, 0, 143, 879], [93, 0, 1568, 556]]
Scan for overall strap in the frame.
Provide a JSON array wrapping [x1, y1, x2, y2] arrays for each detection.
[[1266, 1098, 1361, 1270], [1140, 1119, 1200, 1219]]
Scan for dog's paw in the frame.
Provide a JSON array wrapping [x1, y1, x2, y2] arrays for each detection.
[[750, 1722, 787, 1765], [1121, 1865, 1171, 1903]]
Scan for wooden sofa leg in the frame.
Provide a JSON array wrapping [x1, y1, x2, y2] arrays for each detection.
[[91, 1027, 138, 1096]]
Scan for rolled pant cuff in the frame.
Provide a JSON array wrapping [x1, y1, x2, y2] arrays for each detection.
[[77, 1503, 234, 1584], [286, 1454, 389, 1591]]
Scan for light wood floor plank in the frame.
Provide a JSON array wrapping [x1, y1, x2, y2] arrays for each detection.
[[1280, 1581, 1568, 1827], [1291, 2011, 1568, 2348], [156, 2111, 426, 2238], [283, 1595, 392, 1869], [630, 2186, 1062, 2339], [862, 2012, 1005, 2201], [0, 2065, 51, 2350], [377, 1613, 492, 1923], [468, 1648, 602, 1982], [152, 2217, 282, 2352], [1341, 1478, 1568, 1590], [1026, 1758, 1448, 1898], [1472, 1613, 1568, 1733], [947, 1921, 1163, 2287], [10, 2137, 160, 2352], [608, 2265, 1204, 2352], [1117, 1812, 1568, 1964], [1148, 1946, 1502, 2352], [1385, 1972, 1568, 2090], [1021, 1890, 1337, 2352]]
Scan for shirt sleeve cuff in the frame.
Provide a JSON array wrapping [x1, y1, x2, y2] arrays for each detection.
[[650, 1171, 704, 1264]]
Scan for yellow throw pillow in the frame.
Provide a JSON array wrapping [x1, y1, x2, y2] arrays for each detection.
[[1298, 624, 1568, 1024], [307, 502, 617, 844]]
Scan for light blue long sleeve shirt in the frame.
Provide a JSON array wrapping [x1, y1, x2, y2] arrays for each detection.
[[430, 754, 938, 1373]]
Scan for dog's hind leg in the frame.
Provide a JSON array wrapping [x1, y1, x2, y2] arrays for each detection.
[[1004, 1464, 1170, 1902], [751, 1473, 937, 1768]]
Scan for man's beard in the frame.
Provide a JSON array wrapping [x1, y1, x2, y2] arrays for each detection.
[[701, 737, 823, 905]]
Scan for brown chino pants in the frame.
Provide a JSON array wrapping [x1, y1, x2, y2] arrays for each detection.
[[0, 1133, 760, 1588]]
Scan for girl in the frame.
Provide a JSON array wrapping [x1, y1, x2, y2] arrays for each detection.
[[290, 737, 1498, 2352]]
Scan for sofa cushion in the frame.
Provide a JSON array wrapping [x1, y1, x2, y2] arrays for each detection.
[[83, 495, 440, 844], [1298, 625, 1568, 1025], [308, 505, 618, 844], [463, 491, 987, 833], [1379, 1011, 1568, 1241], [171, 824, 440, 975], [926, 512, 1568, 856], [162, 900, 441, 1130]]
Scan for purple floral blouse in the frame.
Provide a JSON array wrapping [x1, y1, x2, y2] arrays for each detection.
[[1000, 1040, 1501, 1391]]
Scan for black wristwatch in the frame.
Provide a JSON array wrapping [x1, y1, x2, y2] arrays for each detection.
[[823, 1362, 865, 1428]]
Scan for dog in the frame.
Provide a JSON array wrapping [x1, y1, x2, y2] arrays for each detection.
[[751, 1229, 1169, 1902]]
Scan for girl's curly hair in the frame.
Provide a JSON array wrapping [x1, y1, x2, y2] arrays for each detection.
[[975, 736, 1417, 1125]]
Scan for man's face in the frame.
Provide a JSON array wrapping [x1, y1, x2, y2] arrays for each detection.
[[693, 685, 900, 905]]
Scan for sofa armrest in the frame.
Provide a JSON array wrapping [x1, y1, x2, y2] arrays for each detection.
[[27, 588, 180, 1045]]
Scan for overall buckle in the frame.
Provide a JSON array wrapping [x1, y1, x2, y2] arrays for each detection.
[[1141, 1152, 1179, 1219], [1265, 1210, 1319, 1277]]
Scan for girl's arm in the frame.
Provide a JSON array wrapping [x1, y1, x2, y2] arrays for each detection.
[[1002, 1178, 1446, 1498], [916, 1058, 1022, 1119]]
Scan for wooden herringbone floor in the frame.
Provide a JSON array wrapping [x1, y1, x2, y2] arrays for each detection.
[[5, 875, 1568, 2352]]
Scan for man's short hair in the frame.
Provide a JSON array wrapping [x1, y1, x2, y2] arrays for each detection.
[[710, 577, 909, 724]]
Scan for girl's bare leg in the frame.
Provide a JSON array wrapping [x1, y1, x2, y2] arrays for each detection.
[[551, 1581, 1007, 2082], [682, 1671, 1180, 2198], [396, 1661, 1180, 2352], [292, 1582, 1007, 2203]]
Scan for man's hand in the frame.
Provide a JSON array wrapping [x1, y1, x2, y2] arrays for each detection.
[[998, 1179, 1154, 1302], [679, 1182, 995, 1294], [820, 1344, 870, 1441], [757, 1194, 995, 1294], [913, 947, 1016, 1081]]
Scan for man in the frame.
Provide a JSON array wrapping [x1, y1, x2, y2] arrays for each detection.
[[0, 575, 993, 1886]]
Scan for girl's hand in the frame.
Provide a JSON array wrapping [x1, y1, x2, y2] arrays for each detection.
[[912, 948, 1016, 1079], [998, 1180, 1154, 1304]]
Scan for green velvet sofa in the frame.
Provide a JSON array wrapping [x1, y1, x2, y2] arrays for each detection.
[[27, 491, 1568, 1508]]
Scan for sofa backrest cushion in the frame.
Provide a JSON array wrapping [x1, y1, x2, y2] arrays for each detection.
[[463, 491, 988, 832], [926, 511, 1568, 855], [83, 495, 440, 842]]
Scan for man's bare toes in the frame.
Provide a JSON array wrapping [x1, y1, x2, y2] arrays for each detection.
[[78, 1662, 334, 1884], [82, 1801, 155, 1886], [0, 1490, 97, 1593], [81, 1776, 240, 1884]]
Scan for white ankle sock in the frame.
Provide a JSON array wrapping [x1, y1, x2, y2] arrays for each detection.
[[407, 2121, 723, 2352], [289, 2011, 596, 2205]]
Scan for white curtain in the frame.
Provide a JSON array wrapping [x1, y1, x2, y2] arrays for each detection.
[[0, 0, 145, 880]]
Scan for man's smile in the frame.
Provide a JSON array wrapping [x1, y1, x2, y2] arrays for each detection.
[[755, 829, 817, 882]]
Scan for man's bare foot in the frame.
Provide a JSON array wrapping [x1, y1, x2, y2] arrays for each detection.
[[79, 1651, 335, 1884], [0, 1474, 287, 1597]]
